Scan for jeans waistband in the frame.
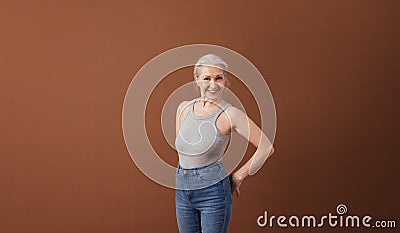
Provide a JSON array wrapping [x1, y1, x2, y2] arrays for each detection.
[[177, 160, 223, 174], [175, 160, 228, 190]]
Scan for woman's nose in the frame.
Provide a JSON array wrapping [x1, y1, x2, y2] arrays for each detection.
[[209, 81, 216, 88]]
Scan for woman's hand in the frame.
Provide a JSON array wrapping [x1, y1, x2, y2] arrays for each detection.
[[230, 172, 245, 196]]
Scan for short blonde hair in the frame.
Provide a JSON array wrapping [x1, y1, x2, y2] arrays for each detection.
[[194, 54, 228, 77]]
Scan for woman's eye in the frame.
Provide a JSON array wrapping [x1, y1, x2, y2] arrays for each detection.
[[216, 76, 223, 80], [203, 77, 210, 80]]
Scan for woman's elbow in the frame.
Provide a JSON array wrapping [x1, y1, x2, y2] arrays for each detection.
[[258, 145, 274, 156], [270, 146, 275, 155]]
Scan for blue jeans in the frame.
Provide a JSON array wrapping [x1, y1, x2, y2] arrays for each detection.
[[175, 160, 232, 233]]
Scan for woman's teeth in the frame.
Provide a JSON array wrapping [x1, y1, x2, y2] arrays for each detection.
[[208, 89, 218, 93]]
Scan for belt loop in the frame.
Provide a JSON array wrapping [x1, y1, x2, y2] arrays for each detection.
[[216, 161, 222, 170]]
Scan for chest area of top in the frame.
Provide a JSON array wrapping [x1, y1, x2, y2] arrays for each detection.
[[192, 102, 221, 116], [185, 102, 231, 135]]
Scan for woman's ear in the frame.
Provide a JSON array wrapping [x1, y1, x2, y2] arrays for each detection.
[[194, 75, 200, 86], [224, 74, 230, 88]]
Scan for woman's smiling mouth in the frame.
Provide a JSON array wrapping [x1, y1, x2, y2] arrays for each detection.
[[207, 89, 219, 93]]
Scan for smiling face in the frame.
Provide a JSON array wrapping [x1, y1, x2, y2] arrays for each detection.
[[194, 65, 227, 102]]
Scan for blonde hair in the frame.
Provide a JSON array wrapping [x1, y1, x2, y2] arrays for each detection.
[[193, 54, 228, 76], [194, 54, 230, 86]]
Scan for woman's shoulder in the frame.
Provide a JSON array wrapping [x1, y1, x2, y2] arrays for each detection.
[[224, 104, 242, 114], [223, 105, 246, 120], [176, 99, 195, 113]]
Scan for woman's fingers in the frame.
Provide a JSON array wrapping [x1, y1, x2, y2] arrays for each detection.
[[229, 174, 243, 196], [235, 187, 240, 196]]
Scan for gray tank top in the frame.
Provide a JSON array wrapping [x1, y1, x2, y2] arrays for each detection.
[[175, 99, 231, 169]]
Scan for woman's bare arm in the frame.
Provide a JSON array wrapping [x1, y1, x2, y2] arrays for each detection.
[[175, 101, 190, 135], [227, 107, 275, 196]]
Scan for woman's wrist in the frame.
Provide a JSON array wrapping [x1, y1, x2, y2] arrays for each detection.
[[234, 167, 249, 180]]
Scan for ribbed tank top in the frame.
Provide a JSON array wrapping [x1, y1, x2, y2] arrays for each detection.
[[175, 98, 231, 169]]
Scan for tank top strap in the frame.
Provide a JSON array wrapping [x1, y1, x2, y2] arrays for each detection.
[[211, 102, 231, 122], [189, 98, 231, 120], [187, 99, 197, 117]]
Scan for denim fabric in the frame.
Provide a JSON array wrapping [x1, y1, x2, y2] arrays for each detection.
[[175, 160, 232, 233]]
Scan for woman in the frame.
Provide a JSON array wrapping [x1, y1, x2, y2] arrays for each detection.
[[175, 54, 274, 233]]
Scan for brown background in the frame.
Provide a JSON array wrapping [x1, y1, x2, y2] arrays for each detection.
[[1, 0, 399, 232]]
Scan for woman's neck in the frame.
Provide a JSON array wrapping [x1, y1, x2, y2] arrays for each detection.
[[198, 96, 224, 108]]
